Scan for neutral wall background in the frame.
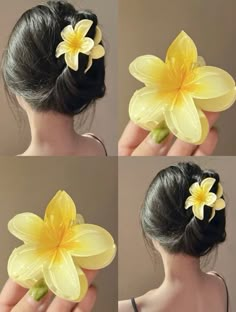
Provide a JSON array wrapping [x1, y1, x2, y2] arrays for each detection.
[[0, 157, 118, 311], [119, 157, 236, 311], [0, 0, 117, 155], [119, 0, 236, 155]]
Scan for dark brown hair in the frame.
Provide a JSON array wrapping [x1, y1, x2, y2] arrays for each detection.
[[2, 0, 105, 116]]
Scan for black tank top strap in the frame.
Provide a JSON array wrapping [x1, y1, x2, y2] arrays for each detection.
[[83, 133, 107, 156], [210, 271, 229, 312], [131, 297, 138, 312]]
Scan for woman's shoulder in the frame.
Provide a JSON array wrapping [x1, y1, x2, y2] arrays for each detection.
[[76, 133, 107, 156], [206, 271, 228, 304]]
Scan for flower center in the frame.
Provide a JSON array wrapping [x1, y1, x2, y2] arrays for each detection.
[[195, 189, 207, 205], [165, 59, 197, 95], [70, 35, 82, 52]]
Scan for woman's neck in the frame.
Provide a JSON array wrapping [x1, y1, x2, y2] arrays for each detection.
[[22, 110, 80, 156], [161, 249, 203, 284]]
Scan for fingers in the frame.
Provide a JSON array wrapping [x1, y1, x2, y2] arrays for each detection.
[[193, 128, 218, 156], [167, 112, 220, 156], [11, 290, 52, 312], [132, 133, 173, 156], [73, 286, 97, 312], [0, 279, 28, 311], [119, 121, 149, 156]]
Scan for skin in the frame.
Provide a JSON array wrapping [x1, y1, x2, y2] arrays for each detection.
[[16, 96, 106, 156], [119, 112, 219, 156], [118, 244, 227, 312], [0, 270, 97, 312]]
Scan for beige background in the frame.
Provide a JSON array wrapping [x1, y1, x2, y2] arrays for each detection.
[[119, 157, 236, 311], [0, 0, 117, 155], [0, 157, 118, 311], [119, 0, 236, 155]]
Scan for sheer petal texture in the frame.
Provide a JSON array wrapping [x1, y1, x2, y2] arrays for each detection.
[[8, 191, 116, 302], [129, 31, 236, 144]]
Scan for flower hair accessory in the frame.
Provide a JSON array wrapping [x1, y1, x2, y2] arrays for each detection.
[[56, 19, 105, 72], [129, 31, 236, 144], [8, 191, 116, 302], [185, 177, 225, 222]]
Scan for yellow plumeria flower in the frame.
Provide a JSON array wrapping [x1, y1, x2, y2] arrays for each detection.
[[8, 191, 116, 302], [185, 178, 225, 221], [85, 26, 105, 73], [129, 31, 236, 144], [56, 20, 94, 71]]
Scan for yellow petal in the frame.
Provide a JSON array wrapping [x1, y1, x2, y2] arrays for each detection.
[[91, 45, 105, 59], [8, 245, 47, 288], [192, 204, 204, 220], [56, 42, 71, 58], [217, 183, 224, 198], [194, 87, 236, 112], [73, 266, 88, 302], [75, 19, 93, 38], [185, 196, 195, 209], [45, 191, 76, 229], [164, 92, 202, 143], [94, 26, 102, 45], [192, 66, 235, 99], [80, 37, 94, 54], [85, 56, 93, 73], [129, 55, 166, 86], [67, 224, 115, 257], [75, 244, 116, 270], [8, 213, 44, 244], [65, 52, 79, 71], [214, 198, 226, 210], [205, 192, 217, 206], [194, 109, 209, 145], [201, 177, 216, 193], [129, 87, 164, 131], [189, 182, 200, 196], [209, 208, 216, 222], [166, 31, 198, 67], [43, 250, 81, 301], [61, 25, 75, 42]]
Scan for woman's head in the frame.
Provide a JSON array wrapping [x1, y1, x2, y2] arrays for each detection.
[[141, 162, 226, 258], [2, 0, 105, 116]]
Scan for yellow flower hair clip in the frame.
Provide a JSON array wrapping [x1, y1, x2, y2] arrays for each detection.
[[8, 191, 116, 302], [129, 31, 236, 144], [56, 19, 105, 72], [185, 177, 225, 222]]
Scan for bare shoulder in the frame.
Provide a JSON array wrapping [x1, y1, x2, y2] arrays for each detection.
[[118, 299, 134, 312], [76, 134, 107, 156], [206, 272, 228, 300], [133, 288, 167, 312]]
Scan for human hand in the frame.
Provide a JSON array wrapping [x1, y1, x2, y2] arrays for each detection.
[[119, 112, 219, 156], [0, 270, 97, 312]]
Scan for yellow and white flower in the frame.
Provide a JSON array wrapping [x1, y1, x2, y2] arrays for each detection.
[[8, 191, 116, 302], [185, 177, 225, 221], [56, 19, 94, 71], [129, 31, 236, 144]]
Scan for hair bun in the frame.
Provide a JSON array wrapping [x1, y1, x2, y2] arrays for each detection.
[[141, 162, 226, 258], [2, 0, 105, 117]]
